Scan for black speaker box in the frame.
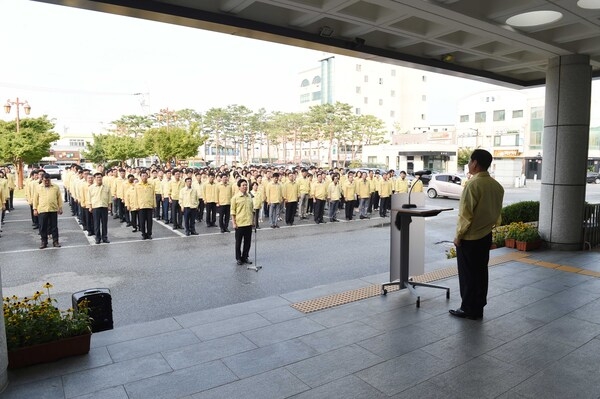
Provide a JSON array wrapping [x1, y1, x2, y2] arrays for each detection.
[[72, 288, 114, 333]]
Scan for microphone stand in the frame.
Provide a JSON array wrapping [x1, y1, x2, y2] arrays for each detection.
[[402, 175, 420, 209]]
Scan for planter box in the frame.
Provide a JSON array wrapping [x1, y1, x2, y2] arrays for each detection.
[[8, 333, 91, 369], [516, 240, 542, 252], [505, 238, 516, 248]]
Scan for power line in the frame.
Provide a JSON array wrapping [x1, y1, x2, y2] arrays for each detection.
[[0, 81, 136, 97]]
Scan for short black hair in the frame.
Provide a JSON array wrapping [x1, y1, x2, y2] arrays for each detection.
[[237, 178, 247, 187], [471, 149, 493, 170]]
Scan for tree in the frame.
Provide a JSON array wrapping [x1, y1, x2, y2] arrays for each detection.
[[204, 108, 230, 166], [143, 127, 205, 166], [82, 134, 110, 165], [226, 105, 253, 164], [104, 135, 147, 166], [457, 147, 473, 168], [0, 115, 59, 188], [110, 115, 153, 138], [308, 102, 353, 166]]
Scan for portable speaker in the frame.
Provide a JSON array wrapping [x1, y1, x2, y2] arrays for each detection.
[[72, 288, 114, 332]]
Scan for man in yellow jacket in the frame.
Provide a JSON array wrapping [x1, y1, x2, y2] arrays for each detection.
[[33, 173, 63, 249], [231, 179, 254, 265]]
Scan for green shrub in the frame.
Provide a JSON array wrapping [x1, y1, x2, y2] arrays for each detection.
[[501, 201, 539, 225]]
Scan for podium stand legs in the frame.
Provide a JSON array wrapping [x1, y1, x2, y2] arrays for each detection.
[[382, 212, 450, 307]]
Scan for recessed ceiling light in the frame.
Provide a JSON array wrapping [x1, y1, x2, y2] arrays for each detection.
[[506, 10, 563, 27], [577, 0, 600, 9]]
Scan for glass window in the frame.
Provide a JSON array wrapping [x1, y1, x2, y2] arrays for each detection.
[[300, 93, 310, 103], [390, 110, 395, 117], [301, 79, 309, 87], [460, 115, 469, 122], [391, 69, 396, 76], [512, 110, 523, 118], [493, 110, 505, 121], [312, 91, 321, 101], [530, 106, 544, 148], [422, 75, 427, 82], [379, 78, 383, 84], [364, 97, 368, 104], [390, 90, 395, 97], [312, 76, 321, 84], [421, 114, 426, 120], [355, 108, 361, 115], [364, 75, 369, 83], [356, 64, 362, 72], [436, 175, 449, 182], [356, 86, 361, 94], [422, 95, 426, 101], [379, 99, 383, 106], [475, 111, 486, 123]]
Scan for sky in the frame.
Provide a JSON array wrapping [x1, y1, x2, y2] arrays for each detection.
[[0, 0, 530, 136]]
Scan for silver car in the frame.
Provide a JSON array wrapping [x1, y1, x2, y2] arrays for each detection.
[[427, 173, 464, 199]]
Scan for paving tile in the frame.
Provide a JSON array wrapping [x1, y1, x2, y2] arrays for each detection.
[[430, 354, 534, 399], [286, 344, 383, 387], [529, 272, 588, 292], [0, 376, 64, 399], [307, 301, 380, 328], [356, 349, 454, 396], [511, 338, 600, 399], [191, 368, 309, 399], [72, 386, 129, 399], [242, 317, 325, 347], [190, 313, 271, 341], [357, 324, 443, 360], [414, 312, 481, 337], [62, 353, 172, 398], [477, 295, 524, 321], [570, 297, 600, 324], [91, 317, 183, 348], [162, 333, 257, 370], [8, 346, 113, 385], [514, 297, 575, 323], [258, 305, 304, 323], [491, 285, 554, 306], [479, 312, 545, 342], [174, 295, 291, 328], [222, 339, 319, 379], [487, 334, 575, 372], [530, 315, 600, 347], [124, 360, 237, 399], [576, 278, 600, 294], [421, 328, 505, 366], [361, 303, 437, 332], [107, 329, 200, 362], [390, 380, 467, 399], [299, 320, 382, 353], [546, 286, 600, 309], [289, 375, 388, 399], [280, 279, 370, 303]]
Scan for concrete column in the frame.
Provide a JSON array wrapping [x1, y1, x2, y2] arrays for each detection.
[[539, 55, 592, 250], [0, 269, 8, 392]]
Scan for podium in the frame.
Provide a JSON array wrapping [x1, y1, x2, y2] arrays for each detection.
[[382, 193, 452, 307]]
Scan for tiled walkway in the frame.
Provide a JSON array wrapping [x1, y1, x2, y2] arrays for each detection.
[[4, 248, 600, 398]]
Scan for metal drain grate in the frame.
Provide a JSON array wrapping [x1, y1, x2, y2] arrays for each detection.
[[291, 251, 533, 314]]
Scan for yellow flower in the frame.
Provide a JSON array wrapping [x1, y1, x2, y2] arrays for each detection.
[[43, 282, 53, 289]]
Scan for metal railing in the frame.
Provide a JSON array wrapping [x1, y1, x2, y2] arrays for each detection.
[[583, 203, 600, 250]]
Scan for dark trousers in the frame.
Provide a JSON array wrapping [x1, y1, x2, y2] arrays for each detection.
[[92, 207, 109, 241], [130, 210, 138, 229], [81, 203, 89, 230], [368, 191, 379, 212], [30, 205, 38, 226], [263, 201, 269, 218], [307, 198, 314, 214], [9, 189, 14, 209], [379, 197, 391, 217], [155, 194, 162, 218], [314, 199, 325, 223], [139, 208, 153, 237], [162, 197, 170, 222], [116, 198, 124, 220], [219, 204, 231, 231], [456, 233, 492, 316], [38, 212, 58, 244], [183, 207, 198, 233], [285, 202, 297, 225], [86, 209, 94, 233], [253, 209, 260, 229], [171, 200, 182, 228], [197, 199, 205, 221], [235, 225, 252, 261], [345, 199, 355, 220], [206, 202, 216, 226]]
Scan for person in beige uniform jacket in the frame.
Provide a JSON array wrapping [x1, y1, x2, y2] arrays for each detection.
[[33, 173, 63, 249]]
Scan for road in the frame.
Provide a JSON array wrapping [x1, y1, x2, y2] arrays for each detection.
[[2, 180, 599, 327]]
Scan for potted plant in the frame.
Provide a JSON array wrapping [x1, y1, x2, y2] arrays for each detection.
[[504, 222, 521, 248], [515, 223, 541, 251], [492, 225, 509, 248], [3, 283, 92, 369]]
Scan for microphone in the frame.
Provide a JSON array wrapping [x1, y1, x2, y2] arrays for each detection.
[[402, 170, 428, 209]]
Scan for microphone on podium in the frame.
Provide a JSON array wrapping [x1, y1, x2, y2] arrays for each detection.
[[402, 170, 428, 209]]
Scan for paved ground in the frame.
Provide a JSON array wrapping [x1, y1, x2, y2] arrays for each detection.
[[3, 247, 600, 398]]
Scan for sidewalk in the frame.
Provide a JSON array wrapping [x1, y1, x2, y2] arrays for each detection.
[[3, 248, 600, 398]]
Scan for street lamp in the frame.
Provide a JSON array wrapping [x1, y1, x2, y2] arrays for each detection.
[[4, 97, 31, 189]]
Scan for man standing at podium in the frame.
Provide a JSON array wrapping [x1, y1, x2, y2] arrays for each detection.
[[451, 149, 504, 320]]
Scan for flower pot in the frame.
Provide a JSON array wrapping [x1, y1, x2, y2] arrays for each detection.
[[8, 333, 91, 369], [505, 238, 516, 248], [515, 240, 541, 252]]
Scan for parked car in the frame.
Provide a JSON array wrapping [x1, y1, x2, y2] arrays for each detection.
[[427, 173, 464, 199], [42, 164, 62, 180], [587, 172, 600, 184]]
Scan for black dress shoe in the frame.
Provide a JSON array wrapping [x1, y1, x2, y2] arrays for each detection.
[[39, 243, 48, 249], [224, 229, 230, 233], [243, 259, 253, 265], [449, 308, 482, 320], [102, 239, 110, 243], [236, 260, 244, 266], [87, 232, 94, 236], [191, 231, 199, 235], [186, 231, 191, 236], [53, 241, 61, 248], [95, 240, 101, 244], [132, 228, 138, 232]]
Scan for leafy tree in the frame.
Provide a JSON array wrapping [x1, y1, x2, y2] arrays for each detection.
[[104, 135, 147, 166], [82, 134, 110, 165], [204, 108, 230, 166], [457, 147, 473, 168], [308, 102, 353, 166], [143, 127, 205, 166], [0, 115, 59, 188], [110, 115, 153, 137], [226, 105, 253, 164]]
